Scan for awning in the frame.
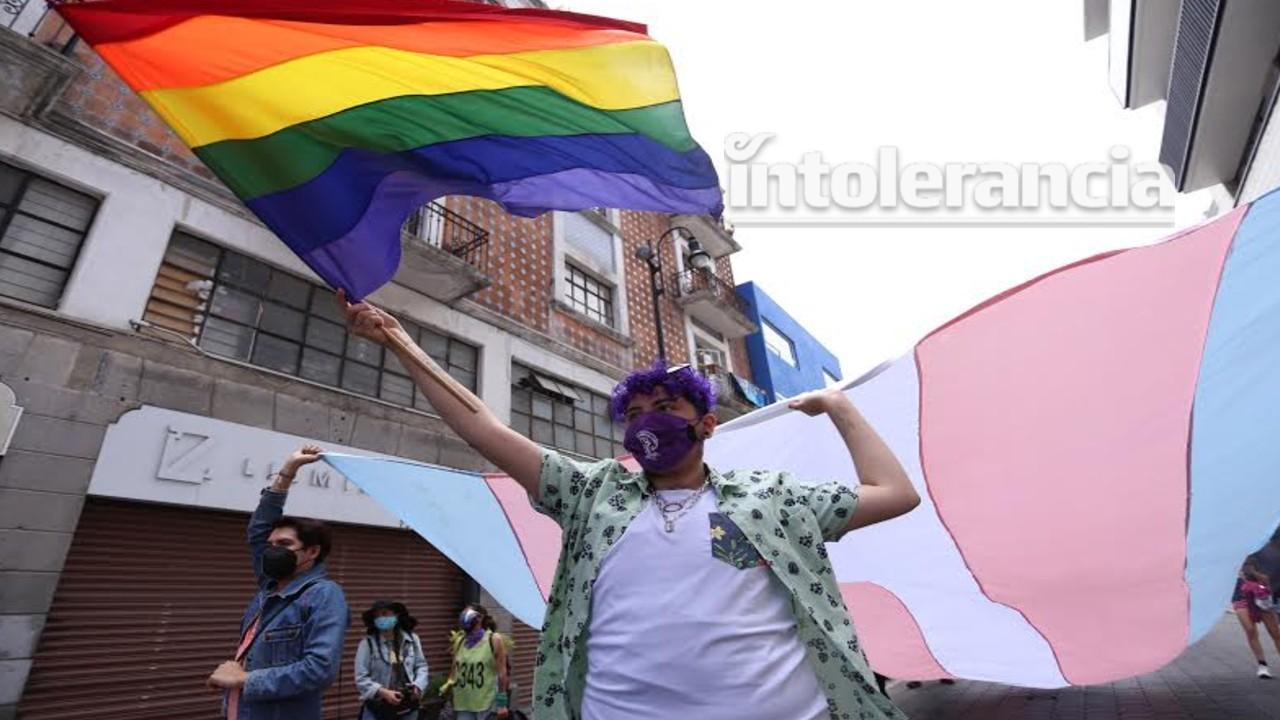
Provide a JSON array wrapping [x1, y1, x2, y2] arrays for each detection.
[[527, 371, 583, 403], [729, 373, 769, 408]]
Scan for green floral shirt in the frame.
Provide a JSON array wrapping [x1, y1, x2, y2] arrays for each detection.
[[529, 449, 908, 720]]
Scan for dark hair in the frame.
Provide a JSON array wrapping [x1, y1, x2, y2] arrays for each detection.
[[271, 516, 332, 563], [362, 600, 418, 635], [609, 360, 716, 422]]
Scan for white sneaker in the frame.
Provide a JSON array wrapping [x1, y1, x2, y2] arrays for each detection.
[[1258, 665, 1274, 679]]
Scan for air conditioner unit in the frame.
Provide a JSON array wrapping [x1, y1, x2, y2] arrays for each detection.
[[696, 349, 725, 373]]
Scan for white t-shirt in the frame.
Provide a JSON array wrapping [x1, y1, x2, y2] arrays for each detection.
[[581, 488, 829, 720]]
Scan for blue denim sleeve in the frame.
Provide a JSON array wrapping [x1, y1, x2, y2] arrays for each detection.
[[240, 581, 350, 702], [411, 633, 429, 692], [248, 489, 287, 589], [353, 635, 379, 701]]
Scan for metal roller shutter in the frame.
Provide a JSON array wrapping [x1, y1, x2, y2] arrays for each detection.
[[21, 498, 466, 720], [509, 621, 541, 710]]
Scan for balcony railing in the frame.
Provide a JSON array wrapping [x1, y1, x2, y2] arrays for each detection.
[[672, 212, 740, 258], [2, 0, 33, 29], [5, 1, 78, 53], [402, 200, 491, 275], [669, 267, 756, 338], [670, 268, 751, 316], [395, 200, 493, 302]]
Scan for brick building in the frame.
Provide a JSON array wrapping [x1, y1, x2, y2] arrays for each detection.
[[0, 5, 762, 718]]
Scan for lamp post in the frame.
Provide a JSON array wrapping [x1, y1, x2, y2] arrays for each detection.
[[634, 226, 713, 361]]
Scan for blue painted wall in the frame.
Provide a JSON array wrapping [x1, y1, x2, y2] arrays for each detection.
[[736, 282, 843, 402]]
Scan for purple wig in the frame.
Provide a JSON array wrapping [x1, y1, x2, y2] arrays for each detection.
[[610, 360, 716, 422]]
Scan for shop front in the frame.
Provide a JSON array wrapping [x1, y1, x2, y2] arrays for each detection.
[[19, 406, 472, 720]]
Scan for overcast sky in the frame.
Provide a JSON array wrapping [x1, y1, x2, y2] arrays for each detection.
[[566, 0, 1215, 377]]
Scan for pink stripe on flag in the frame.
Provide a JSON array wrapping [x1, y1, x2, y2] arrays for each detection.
[[916, 207, 1244, 684], [842, 582, 950, 681], [484, 474, 562, 603], [481, 456, 636, 604]]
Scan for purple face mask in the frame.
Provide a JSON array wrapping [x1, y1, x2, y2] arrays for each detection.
[[623, 412, 701, 473]]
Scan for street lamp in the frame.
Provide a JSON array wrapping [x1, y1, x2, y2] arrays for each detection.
[[635, 226, 713, 361]]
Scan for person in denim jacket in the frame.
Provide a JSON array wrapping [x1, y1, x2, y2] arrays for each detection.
[[355, 599, 429, 719], [207, 444, 351, 720]]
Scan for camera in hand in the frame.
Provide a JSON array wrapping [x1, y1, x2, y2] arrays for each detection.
[[369, 684, 419, 720], [394, 683, 420, 709]]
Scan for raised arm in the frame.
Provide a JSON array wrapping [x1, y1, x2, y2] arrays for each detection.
[[248, 445, 324, 587], [247, 489, 286, 589], [340, 292, 543, 494], [790, 388, 920, 532]]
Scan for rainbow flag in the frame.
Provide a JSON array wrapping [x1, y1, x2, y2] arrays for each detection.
[[54, 0, 722, 298]]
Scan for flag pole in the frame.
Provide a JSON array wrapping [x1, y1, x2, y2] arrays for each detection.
[[384, 330, 481, 413], [339, 289, 480, 413]]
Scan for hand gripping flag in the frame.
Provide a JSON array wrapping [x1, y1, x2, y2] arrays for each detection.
[[324, 186, 1280, 687], [54, 0, 722, 299]]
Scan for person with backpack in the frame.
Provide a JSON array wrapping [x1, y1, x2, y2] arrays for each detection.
[[356, 600, 429, 720], [448, 603, 510, 719]]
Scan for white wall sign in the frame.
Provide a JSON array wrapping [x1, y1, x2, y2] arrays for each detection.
[[0, 382, 22, 456], [89, 406, 414, 528]]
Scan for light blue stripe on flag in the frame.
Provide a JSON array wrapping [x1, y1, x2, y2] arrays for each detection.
[[323, 453, 547, 627], [1187, 187, 1280, 641]]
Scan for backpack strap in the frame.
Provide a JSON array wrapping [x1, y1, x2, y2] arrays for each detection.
[[490, 632, 512, 674]]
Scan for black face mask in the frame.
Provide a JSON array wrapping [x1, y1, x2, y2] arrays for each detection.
[[262, 545, 300, 580]]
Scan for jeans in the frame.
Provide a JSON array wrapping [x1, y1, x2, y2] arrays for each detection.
[[454, 711, 493, 720]]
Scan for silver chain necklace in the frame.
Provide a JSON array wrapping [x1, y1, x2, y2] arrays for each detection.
[[653, 482, 709, 533]]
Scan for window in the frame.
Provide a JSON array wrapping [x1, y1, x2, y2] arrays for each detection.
[[564, 262, 615, 327], [762, 320, 797, 367], [158, 232, 478, 409], [690, 316, 731, 374], [510, 363, 622, 459], [690, 316, 725, 342], [556, 210, 625, 332], [562, 211, 616, 274], [0, 161, 98, 308], [823, 369, 841, 388]]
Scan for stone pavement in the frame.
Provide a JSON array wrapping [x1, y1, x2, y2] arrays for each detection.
[[888, 612, 1280, 719]]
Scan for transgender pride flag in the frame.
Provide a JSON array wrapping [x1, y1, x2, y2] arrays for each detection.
[[327, 188, 1280, 687]]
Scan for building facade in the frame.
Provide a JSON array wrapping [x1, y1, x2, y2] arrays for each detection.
[[1085, 0, 1280, 207], [0, 5, 758, 718], [736, 282, 843, 404]]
